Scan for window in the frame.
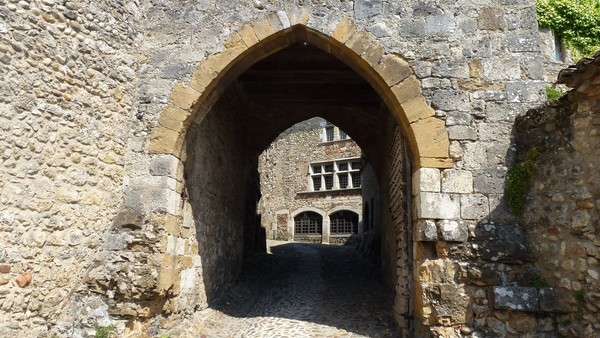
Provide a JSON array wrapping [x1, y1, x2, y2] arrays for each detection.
[[294, 212, 323, 235], [330, 210, 358, 234], [309, 158, 361, 191], [325, 125, 335, 142], [321, 120, 351, 142]]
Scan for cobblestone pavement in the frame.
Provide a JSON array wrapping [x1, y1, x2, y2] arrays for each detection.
[[174, 240, 400, 338]]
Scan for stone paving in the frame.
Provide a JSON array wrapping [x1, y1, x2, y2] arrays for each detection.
[[172, 240, 400, 338]]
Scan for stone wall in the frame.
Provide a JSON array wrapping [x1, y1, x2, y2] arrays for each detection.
[[258, 117, 363, 243], [0, 1, 141, 336], [0, 0, 564, 337], [514, 52, 600, 337], [182, 84, 254, 310]]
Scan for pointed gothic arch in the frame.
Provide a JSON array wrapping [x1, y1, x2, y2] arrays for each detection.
[[147, 13, 451, 169]]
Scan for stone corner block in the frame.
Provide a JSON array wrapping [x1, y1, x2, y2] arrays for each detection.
[[416, 192, 460, 220], [438, 219, 468, 242], [491, 286, 539, 311], [411, 117, 450, 159], [441, 169, 473, 193], [413, 167, 441, 195], [416, 219, 438, 241]]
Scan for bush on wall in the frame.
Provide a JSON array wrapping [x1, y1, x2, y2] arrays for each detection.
[[536, 0, 600, 59]]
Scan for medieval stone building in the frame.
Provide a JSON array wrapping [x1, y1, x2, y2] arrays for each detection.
[[0, 0, 598, 337], [258, 117, 366, 244]]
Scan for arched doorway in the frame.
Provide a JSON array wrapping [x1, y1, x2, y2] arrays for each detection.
[[143, 18, 451, 335]]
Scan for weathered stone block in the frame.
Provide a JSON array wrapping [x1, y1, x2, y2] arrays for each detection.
[[441, 169, 473, 193], [426, 15, 455, 34], [491, 286, 539, 311], [418, 259, 456, 283], [413, 168, 441, 195], [391, 76, 422, 104], [438, 220, 468, 242], [416, 219, 438, 241], [148, 126, 184, 157], [506, 81, 545, 103], [431, 90, 469, 111], [169, 83, 201, 110], [417, 192, 460, 219], [252, 19, 276, 40], [354, 0, 382, 20], [374, 54, 411, 87], [460, 194, 489, 220], [411, 117, 450, 159], [402, 96, 435, 123], [150, 154, 180, 178], [478, 7, 505, 31], [238, 24, 259, 48], [538, 288, 569, 313], [113, 206, 145, 229], [331, 17, 356, 43], [447, 125, 477, 141], [158, 105, 191, 132]]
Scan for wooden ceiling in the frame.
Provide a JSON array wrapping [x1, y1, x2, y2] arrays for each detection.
[[238, 43, 381, 106]]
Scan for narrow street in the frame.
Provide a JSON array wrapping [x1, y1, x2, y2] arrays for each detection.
[[175, 240, 400, 338]]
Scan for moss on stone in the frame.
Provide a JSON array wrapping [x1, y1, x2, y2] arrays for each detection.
[[505, 148, 540, 216]]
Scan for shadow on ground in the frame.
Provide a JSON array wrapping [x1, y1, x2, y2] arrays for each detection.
[[206, 241, 401, 337]]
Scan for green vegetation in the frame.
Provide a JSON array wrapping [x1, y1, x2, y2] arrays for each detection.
[[95, 325, 116, 338], [574, 289, 586, 304], [530, 273, 550, 289], [506, 148, 540, 216], [546, 85, 564, 103], [536, 0, 600, 59]]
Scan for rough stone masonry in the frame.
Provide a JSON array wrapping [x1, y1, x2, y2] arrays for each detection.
[[0, 0, 596, 337]]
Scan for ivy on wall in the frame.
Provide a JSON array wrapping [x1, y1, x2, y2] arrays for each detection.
[[536, 0, 600, 59]]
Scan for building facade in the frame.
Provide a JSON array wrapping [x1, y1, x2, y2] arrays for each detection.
[[258, 117, 366, 244]]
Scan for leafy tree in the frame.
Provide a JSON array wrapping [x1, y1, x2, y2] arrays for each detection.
[[536, 0, 600, 59]]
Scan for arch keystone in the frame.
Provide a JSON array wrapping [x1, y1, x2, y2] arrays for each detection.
[[286, 7, 310, 26], [375, 54, 412, 87]]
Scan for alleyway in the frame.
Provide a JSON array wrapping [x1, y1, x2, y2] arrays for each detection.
[[175, 240, 400, 338]]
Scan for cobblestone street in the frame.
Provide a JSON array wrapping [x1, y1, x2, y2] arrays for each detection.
[[174, 240, 400, 338]]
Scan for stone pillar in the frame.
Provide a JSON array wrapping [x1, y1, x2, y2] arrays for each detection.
[[322, 216, 330, 244]]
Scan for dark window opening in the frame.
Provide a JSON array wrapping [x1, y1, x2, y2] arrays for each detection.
[[312, 177, 322, 191], [324, 175, 334, 190], [295, 212, 323, 235], [330, 210, 358, 234], [351, 172, 361, 188]]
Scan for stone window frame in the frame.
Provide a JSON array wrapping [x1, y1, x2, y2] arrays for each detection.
[[309, 157, 362, 192], [294, 211, 323, 235], [321, 120, 350, 143], [329, 210, 359, 234]]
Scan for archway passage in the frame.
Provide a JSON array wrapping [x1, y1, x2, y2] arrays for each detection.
[[181, 40, 414, 335]]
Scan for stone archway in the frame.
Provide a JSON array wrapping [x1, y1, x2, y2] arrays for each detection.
[[147, 15, 451, 168], [127, 10, 452, 335]]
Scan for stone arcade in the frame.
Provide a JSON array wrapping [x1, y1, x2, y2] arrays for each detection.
[[0, 1, 599, 337]]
